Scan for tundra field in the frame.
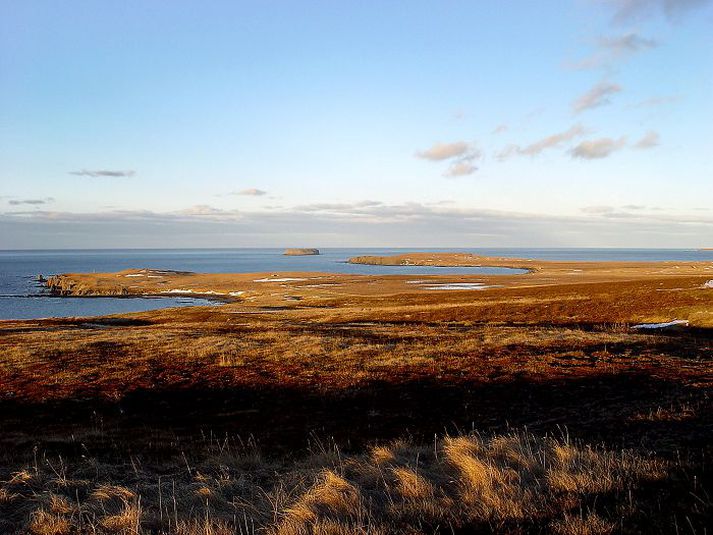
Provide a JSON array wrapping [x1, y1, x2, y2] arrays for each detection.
[[1, 253, 712, 534]]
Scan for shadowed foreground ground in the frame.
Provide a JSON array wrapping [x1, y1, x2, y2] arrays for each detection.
[[1, 254, 712, 533]]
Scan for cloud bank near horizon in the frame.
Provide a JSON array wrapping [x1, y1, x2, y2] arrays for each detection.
[[2, 201, 711, 249]]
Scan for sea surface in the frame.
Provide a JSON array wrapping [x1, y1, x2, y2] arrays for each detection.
[[1, 248, 712, 320]]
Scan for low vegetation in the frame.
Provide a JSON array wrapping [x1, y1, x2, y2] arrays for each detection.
[[4, 430, 704, 534], [2, 257, 713, 532]]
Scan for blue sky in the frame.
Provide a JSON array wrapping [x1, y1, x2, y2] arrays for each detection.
[[1, 0, 712, 248]]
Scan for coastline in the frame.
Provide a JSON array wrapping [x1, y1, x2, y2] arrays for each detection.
[[35, 252, 713, 327]]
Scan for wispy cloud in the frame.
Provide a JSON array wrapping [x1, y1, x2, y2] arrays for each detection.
[[496, 125, 586, 160], [444, 161, 478, 177], [581, 205, 620, 215], [416, 141, 481, 176], [628, 95, 679, 108], [233, 188, 267, 196], [603, 0, 712, 24], [571, 32, 658, 69], [415, 142, 470, 161], [633, 130, 660, 148], [570, 137, 627, 159], [600, 32, 658, 53], [69, 169, 136, 178], [581, 204, 661, 217], [572, 82, 622, 113], [492, 124, 508, 134], [7, 197, 55, 206]]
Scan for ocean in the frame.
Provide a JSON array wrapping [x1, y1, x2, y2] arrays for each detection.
[[1, 248, 712, 320]]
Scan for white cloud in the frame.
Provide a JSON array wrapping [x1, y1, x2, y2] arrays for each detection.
[[7, 197, 54, 206], [415, 142, 470, 161], [444, 161, 478, 177], [570, 137, 627, 159], [633, 130, 660, 149], [628, 95, 680, 108], [573, 82, 622, 113], [496, 125, 586, 160], [234, 188, 267, 196], [570, 32, 658, 69], [416, 141, 481, 177], [581, 204, 655, 216], [69, 169, 136, 178], [603, 0, 712, 23], [599, 33, 658, 53]]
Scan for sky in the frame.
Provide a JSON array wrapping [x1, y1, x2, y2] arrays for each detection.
[[1, 0, 712, 249]]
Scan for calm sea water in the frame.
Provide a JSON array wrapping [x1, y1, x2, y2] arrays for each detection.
[[1, 248, 712, 320]]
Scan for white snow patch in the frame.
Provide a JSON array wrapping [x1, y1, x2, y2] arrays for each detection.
[[422, 283, 497, 291], [125, 274, 144, 278], [632, 320, 689, 330], [161, 289, 227, 296], [405, 280, 425, 284], [229, 291, 245, 296], [253, 277, 307, 283]]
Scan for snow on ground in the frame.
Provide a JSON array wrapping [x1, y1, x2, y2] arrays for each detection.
[[161, 289, 230, 296], [632, 320, 689, 330], [253, 277, 308, 282], [422, 283, 495, 291], [403, 280, 499, 291]]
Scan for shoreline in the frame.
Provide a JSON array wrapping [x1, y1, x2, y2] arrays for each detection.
[[23, 251, 713, 327]]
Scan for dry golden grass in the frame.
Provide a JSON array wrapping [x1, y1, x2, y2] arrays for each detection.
[[28, 511, 72, 535], [1, 318, 708, 405], [0, 431, 685, 534], [550, 513, 615, 535]]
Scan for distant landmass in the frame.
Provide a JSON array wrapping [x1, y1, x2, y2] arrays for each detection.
[[284, 248, 320, 256]]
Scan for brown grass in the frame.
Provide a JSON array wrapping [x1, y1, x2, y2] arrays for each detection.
[[2, 256, 713, 533], [0, 431, 687, 534]]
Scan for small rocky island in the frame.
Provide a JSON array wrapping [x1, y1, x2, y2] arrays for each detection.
[[283, 248, 320, 256]]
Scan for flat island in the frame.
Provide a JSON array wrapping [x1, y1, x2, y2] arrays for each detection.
[[283, 247, 320, 255]]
